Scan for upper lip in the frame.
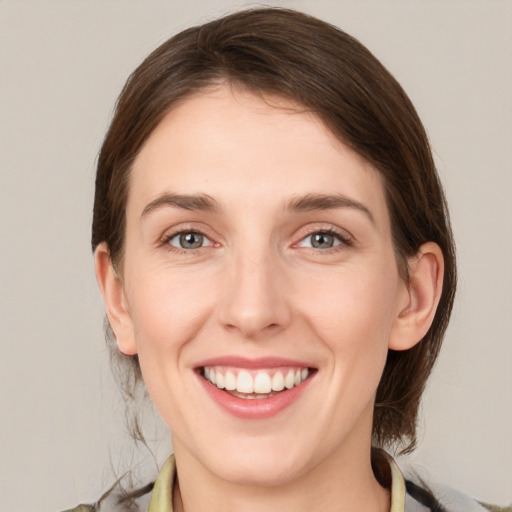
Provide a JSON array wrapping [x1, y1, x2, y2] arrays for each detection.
[[195, 355, 314, 370]]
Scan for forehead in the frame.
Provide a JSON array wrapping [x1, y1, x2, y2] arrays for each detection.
[[129, 85, 388, 225]]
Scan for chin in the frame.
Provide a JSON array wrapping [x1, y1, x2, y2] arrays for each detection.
[[196, 434, 313, 488], [215, 455, 306, 488]]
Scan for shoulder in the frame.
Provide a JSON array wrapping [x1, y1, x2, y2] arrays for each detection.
[[61, 506, 95, 512], [60, 480, 154, 512], [404, 473, 511, 512], [373, 449, 509, 512], [480, 506, 512, 512], [60, 457, 171, 512]]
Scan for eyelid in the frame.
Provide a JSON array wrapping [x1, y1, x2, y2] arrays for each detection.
[[292, 224, 354, 249], [159, 223, 220, 250], [167, 231, 213, 249]]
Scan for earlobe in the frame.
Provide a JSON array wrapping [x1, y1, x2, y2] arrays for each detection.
[[389, 242, 444, 351], [94, 242, 138, 356]]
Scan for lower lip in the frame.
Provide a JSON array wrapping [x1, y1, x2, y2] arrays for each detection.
[[197, 372, 314, 420]]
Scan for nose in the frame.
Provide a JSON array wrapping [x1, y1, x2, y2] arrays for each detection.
[[218, 250, 292, 340]]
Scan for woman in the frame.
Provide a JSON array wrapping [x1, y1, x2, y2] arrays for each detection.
[[71, 7, 504, 512]]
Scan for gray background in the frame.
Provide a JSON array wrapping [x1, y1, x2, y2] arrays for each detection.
[[1, 1, 511, 510]]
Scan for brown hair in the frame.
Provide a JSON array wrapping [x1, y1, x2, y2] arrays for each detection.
[[92, 7, 456, 452]]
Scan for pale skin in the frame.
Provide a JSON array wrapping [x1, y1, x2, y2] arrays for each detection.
[[95, 85, 444, 512]]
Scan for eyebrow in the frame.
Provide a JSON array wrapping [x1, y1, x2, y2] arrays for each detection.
[[141, 191, 375, 225], [141, 193, 219, 219], [285, 193, 375, 224]]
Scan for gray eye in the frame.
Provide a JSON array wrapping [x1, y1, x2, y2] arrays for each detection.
[[309, 232, 337, 249], [169, 232, 206, 249]]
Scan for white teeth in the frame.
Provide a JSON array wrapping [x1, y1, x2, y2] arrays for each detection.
[[271, 372, 285, 391], [284, 370, 295, 389], [237, 370, 254, 393], [215, 371, 225, 389], [224, 370, 237, 390], [203, 366, 311, 395], [254, 372, 272, 394]]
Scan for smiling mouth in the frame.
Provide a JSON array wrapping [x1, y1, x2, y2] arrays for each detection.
[[201, 366, 313, 399]]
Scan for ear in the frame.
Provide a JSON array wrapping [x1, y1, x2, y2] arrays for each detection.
[[94, 242, 138, 356], [389, 242, 444, 351]]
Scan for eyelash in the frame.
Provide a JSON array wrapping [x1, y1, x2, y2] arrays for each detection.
[[160, 225, 353, 255], [161, 228, 214, 253], [294, 227, 353, 253]]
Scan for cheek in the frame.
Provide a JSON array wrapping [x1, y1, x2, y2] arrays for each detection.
[[303, 265, 399, 333], [124, 270, 220, 423], [290, 265, 401, 443], [299, 264, 400, 379], [126, 269, 218, 357]]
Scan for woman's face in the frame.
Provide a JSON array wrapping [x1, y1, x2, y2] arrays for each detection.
[[115, 86, 411, 485]]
